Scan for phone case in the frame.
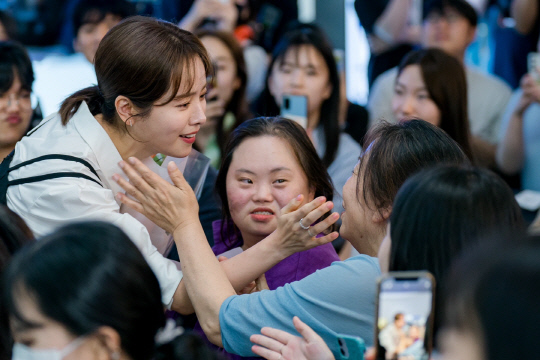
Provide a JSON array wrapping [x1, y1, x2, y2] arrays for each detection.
[[336, 334, 365, 360], [281, 95, 308, 128]]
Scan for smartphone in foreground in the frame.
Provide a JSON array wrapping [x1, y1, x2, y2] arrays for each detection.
[[375, 272, 435, 360], [280, 94, 308, 129]]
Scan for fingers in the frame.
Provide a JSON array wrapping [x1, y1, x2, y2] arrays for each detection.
[[250, 329, 289, 351], [293, 316, 322, 343], [120, 157, 162, 191], [217, 255, 228, 262], [309, 212, 340, 237], [115, 192, 144, 213], [260, 326, 297, 345], [113, 173, 146, 203], [296, 200, 337, 232], [167, 161, 189, 189], [281, 194, 304, 215], [251, 344, 280, 360]]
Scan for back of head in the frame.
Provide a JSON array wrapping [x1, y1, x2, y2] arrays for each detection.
[[389, 165, 525, 345], [444, 241, 540, 360], [0, 41, 34, 94], [359, 119, 468, 213], [59, 16, 211, 130], [72, 0, 135, 36], [397, 48, 473, 161], [1, 221, 165, 360]]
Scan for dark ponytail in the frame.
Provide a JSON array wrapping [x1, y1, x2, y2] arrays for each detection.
[[59, 85, 109, 125]]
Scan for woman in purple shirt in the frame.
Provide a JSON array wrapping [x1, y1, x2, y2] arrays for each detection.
[[197, 117, 340, 358]]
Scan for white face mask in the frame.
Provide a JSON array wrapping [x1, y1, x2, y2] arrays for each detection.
[[12, 337, 85, 360]]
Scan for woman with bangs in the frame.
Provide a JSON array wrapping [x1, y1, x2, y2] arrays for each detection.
[[4, 16, 338, 317]]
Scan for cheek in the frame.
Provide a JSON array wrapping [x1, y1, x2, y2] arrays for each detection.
[[422, 102, 442, 126], [391, 97, 401, 115], [226, 186, 251, 218]]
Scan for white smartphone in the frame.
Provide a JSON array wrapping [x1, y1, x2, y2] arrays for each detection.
[[280, 94, 308, 129], [375, 271, 435, 360]]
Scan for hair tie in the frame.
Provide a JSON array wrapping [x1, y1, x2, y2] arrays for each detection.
[[96, 85, 105, 99]]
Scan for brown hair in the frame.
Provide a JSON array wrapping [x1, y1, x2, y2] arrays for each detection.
[[195, 29, 250, 158], [59, 16, 211, 131], [359, 120, 469, 214], [396, 48, 474, 161]]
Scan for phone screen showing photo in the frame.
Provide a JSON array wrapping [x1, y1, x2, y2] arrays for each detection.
[[375, 272, 434, 360]]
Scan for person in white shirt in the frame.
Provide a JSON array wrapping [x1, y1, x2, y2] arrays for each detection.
[[6, 17, 338, 314]]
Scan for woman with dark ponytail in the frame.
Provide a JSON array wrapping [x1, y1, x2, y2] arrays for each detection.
[[4, 16, 338, 318]]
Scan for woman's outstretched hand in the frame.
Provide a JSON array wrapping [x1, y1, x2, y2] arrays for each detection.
[[113, 158, 199, 234], [250, 317, 335, 360], [270, 195, 340, 258]]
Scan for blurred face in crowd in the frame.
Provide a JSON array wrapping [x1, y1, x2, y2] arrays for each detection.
[[225, 135, 314, 246], [74, 13, 122, 63], [268, 45, 332, 129], [0, 74, 32, 158], [392, 65, 441, 126], [200, 35, 241, 110], [422, 6, 476, 59]]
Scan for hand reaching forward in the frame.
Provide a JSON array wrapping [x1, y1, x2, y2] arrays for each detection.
[[269, 195, 340, 259], [250, 317, 335, 360], [113, 158, 200, 234]]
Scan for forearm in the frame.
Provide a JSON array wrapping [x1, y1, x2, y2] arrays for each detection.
[[511, 0, 538, 34], [172, 221, 236, 346], [221, 232, 290, 291], [470, 136, 497, 168], [496, 112, 525, 174]]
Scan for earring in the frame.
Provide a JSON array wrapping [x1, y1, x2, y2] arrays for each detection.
[[128, 119, 133, 127], [111, 351, 120, 360]]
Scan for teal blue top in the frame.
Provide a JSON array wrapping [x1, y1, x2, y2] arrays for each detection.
[[219, 255, 381, 357]]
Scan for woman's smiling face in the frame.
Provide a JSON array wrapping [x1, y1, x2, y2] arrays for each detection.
[[225, 135, 315, 245]]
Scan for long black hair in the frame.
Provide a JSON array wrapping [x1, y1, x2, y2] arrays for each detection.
[[389, 165, 525, 346], [253, 23, 341, 168]]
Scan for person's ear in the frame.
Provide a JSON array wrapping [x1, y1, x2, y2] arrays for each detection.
[[115, 96, 136, 126], [94, 326, 122, 360], [372, 206, 392, 224]]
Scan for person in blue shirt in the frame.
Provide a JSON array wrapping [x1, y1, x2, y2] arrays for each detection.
[[113, 119, 467, 358]]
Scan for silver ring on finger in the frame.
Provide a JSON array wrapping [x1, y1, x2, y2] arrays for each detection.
[[299, 218, 310, 230], [307, 228, 315, 237]]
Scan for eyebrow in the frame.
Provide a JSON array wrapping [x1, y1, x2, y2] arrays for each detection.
[[235, 167, 292, 175], [281, 61, 318, 70], [172, 85, 207, 101]]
